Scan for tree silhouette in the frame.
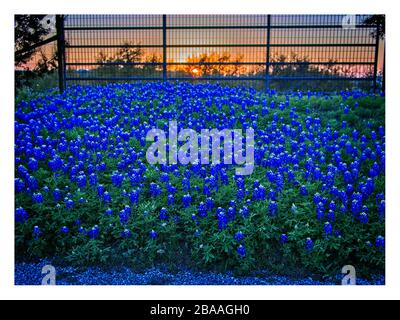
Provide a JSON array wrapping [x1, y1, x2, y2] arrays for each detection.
[[363, 15, 385, 39], [15, 15, 52, 67]]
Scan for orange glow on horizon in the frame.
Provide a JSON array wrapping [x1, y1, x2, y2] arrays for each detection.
[[191, 68, 200, 76]]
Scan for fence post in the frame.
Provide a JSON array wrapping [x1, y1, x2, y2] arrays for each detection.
[[162, 14, 167, 82], [372, 22, 380, 92], [265, 14, 271, 91], [56, 15, 65, 93]]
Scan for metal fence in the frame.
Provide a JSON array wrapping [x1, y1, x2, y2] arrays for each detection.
[[59, 14, 382, 91]]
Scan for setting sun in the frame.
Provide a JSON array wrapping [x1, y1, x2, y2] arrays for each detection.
[[191, 68, 200, 76]]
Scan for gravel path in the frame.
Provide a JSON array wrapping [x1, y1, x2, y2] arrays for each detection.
[[15, 260, 384, 285]]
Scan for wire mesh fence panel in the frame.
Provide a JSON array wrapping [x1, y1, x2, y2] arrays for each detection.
[[62, 14, 383, 91]]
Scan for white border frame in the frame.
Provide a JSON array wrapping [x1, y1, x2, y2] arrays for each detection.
[[1, 0, 399, 300]]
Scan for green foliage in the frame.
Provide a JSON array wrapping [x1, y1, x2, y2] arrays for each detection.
[[15, 89, 385, 280]]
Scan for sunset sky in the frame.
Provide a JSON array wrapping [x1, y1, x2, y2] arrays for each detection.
[[21, 14, 384, 77]]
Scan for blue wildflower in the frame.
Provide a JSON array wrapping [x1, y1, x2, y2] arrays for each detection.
[[375, 235, 385, 249], [121, 229, 132, 238], [359, 212, 369, 224], [182, 194, 192, 208], [324, 222, 333, 235], [60, 226, 69, 234], [159, 207, 168, 220], [149, 230, 158, 239], [237, 245, 246, 257], [234, 231, 245, 242], [280, 233, 288, 244], [305, 238, 314, 251], [88, 225, 100, 239], [32, 192, 44, 204], [33, 226, 41, 239], [300, 185, 308, 196], [15, 207, 29, 223]]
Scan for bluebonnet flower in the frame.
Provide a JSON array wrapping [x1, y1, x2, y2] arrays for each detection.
[[253, 185, 266, 201], [119, 208, 130, 224], [17, 165, 28, 177], [121, 229, 132, 238], [77, 174, 86, 188], [15, 178, 25, 193], [48, 156, 63, 172], [236, 188, 245, 200], [359, 212, 369, 224], [346, 184, 354, 195], [111, 171, 124, 187], [324, 222, 333, 235], [268, 189, 277, 201], [316, 202, 324, 220], [103, 191, 111, 203], [300, 185, 308, 196], [240, 205, 249, 218], [89, 173, 97, 186], [375, 235, 385, 249], [28, 158, 38, 171], [160, 172, 169, 183], [234, 231, 245, 242], [78, 197, 86, 204], [167, 194, 174, 205], [159, 207, 168, 220], [327, 210, 335, 222], [88, 225, 100, 239], [105, 208, 113, 216], [33, 226, 41, 239], [227, 207, 235, 221], [130, 190, 139, 204], [216, 208, 228, 230], [78, 226, 86, 234], [52, 188, 61, 202], [32, 192, 44, 204], [66, 199, 74, 210], [150, 182, 161, 197], [361, 205, 369, 213], [237, 245, 246, 257], [26, 175, 38, 191], [351, 199, 361, 215], [206, 197, 214, 211], [149, 229, 158, 239], [167, 183, 177, 194], [375, 192, 385, 205], [182, 177, 191, 192], [191, 213, 198, 223], [182, 194, 192, 208], [198, 202, 207, 218], [305, 238, 314, 251], [269, 201, 278, 216], [280, 233, 288, 244], [344, 171, 352, 184], [313, 193, 322, 204], [220, 170, 229, 185], [379, 200, 385, 218], [60, 226, 69, 234], [15, 207, 29, 223], [97, 184, 105, 196], [236, 177, 245, 189]]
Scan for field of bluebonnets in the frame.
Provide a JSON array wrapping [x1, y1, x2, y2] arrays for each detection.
[[15, 82, 385, 280]]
